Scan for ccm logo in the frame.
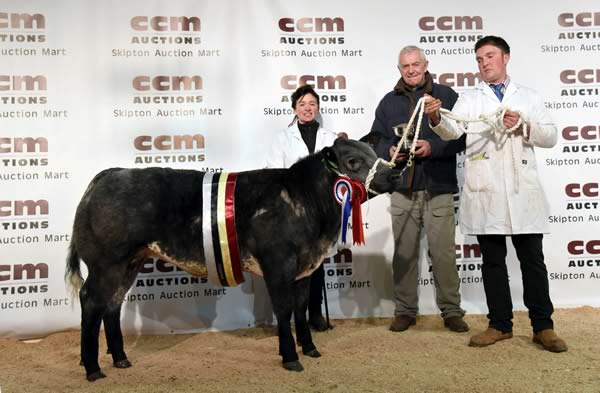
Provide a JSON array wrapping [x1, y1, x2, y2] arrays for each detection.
[[562, 126, 600, 141], [558, 12, 600, 27], [0, 75, 47, 91], [132, 76, 202, 91], [560, 69, 600, 84], [130, 16, 200, 31], [278, 17, 344, 33], [0, 12, 45, 29], [567, 240, 600, 255], [0, 263, 49, 281], [0, 137, 48, 153], [134, 135, 205, 151], [418, 16, 482, 31], [0, 200, 49, 217], [565, 183, 599, 197], [280, 75, 346, 90], [431, 72, 482, 87]]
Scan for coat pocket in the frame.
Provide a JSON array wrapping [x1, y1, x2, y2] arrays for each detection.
[[464, 159, 495, 192]]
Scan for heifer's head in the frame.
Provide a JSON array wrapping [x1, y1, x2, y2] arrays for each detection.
[[322, 138, 394, 196]]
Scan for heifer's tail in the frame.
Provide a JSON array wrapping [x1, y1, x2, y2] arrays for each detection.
[[65, 241, 84, 302], [64, 168, 121, 302]]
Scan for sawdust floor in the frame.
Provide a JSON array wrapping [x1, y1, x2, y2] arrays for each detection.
[[0, 307, 599, 393]]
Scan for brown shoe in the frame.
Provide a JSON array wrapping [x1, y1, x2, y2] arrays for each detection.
[[533, 329, 568, 353], [444, 316, 470, 332], [389, 315, 416, 332], [469, 327, 513, 347]]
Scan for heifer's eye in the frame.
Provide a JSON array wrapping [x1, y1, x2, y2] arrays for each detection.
[[345, 158, 361, 171]]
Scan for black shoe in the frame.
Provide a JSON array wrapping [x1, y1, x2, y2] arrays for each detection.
[[443, 316, 469, 333], [389, 315, 416, 332], [308, 314, 332, 331]]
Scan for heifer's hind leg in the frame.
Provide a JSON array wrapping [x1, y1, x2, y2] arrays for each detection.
[[80, 262, 138, 381], [293, 277, 320, 358], [79, 275, 107, 381], [103, 262, 140, 369], [103, 304, 131, 369]]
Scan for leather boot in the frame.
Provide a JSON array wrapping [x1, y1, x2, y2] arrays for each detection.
[[443, 316, 469, 332], [533, 329, 568, 353], [469, 327, 513, 347], [389, 315, 416, 332]]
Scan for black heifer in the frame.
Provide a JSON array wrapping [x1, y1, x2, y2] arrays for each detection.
[[65, 138, 394, 381]]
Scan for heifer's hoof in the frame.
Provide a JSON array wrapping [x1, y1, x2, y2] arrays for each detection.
[[86, 370, 107, 382], [303, 348, 321, 358], [114, 359, 132, 369], [282, 361, 304, 372]]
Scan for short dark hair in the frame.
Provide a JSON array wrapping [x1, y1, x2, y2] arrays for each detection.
[[291, 85, 320, 109], [475, 35, 510, 54]]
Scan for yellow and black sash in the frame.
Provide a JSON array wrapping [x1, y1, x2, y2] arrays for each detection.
[[202, 172, 245, 286]]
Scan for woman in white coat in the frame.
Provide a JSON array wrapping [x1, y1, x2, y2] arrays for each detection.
[[266, 85, 338, 331], [426, 36, 567, 352]]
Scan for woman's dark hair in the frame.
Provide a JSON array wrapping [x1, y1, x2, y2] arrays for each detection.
[[475, 35, 510, 54], [291, 85, 320, 109]]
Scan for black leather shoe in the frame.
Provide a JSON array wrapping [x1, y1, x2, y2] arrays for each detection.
[[308, 314, 333, 331], [444, 316, 470, 333], [389, 315, 416, 332]]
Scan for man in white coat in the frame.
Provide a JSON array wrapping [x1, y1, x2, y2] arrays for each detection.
[[266, 85, 339, 331], [425, 35, 567, 352]]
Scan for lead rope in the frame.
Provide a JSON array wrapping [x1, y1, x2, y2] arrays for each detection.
[[365, 96, 530, 194]]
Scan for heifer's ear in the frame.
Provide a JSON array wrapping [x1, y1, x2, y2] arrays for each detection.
[[321, 147, 339, 170]]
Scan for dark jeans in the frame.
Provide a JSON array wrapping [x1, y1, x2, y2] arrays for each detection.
[[476, 234, 554, 334], [308, 263, 325, 315]]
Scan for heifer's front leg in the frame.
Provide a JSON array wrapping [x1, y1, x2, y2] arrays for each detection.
[[293, 277, 320, 358], [263, 262, 303, 371]]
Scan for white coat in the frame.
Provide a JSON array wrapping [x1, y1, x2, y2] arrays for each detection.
[[432, 81, 557, 235], [266, 122, 338, 169]]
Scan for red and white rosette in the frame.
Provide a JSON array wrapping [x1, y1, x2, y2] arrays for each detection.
[[333, 176, 367, 245]]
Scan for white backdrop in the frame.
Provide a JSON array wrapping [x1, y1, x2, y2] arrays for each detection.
[[1, 0, 599, 338]]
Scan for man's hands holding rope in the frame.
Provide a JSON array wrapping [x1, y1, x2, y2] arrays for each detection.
[[502, 111, 524, 135], [389, 140, 432, 162], [423, 94, 525, 136], [423, 94, 443, 126]]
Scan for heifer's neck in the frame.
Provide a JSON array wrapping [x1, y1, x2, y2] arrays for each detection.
[[288, 152, 341, 234]]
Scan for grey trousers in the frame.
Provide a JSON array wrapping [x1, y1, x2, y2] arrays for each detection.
[[390, 191, 465, 318]]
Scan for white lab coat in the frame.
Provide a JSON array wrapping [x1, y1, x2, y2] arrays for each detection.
[[432, 81, 557, 235], [266, 122, 339, 169]]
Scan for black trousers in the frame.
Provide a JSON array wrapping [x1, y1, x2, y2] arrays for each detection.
[[308, 262, 325, 315], [476, 234, 554, 334]]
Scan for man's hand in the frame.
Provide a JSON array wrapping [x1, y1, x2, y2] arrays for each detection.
[[413, 140, 432, 158], [389, 145, 408, 162], [389, 140, 431, 160], [423, 94, 442, 126], [503, 111, 522, 133]]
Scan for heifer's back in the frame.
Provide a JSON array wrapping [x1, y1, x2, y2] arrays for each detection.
[[70, 167, 207, 271]]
